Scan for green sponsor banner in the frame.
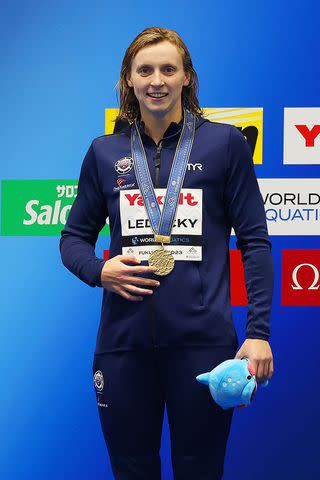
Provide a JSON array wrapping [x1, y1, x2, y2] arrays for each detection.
[[1, 180, 110, 236]]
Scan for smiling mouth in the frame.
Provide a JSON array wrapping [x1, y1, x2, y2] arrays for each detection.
[[147, 93, 168, 98]]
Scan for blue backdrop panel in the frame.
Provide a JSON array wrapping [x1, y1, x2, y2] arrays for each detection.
[[1, 1, 319, 479]]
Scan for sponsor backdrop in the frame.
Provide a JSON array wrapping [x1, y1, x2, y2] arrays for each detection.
[[1, 1, 319, 479]]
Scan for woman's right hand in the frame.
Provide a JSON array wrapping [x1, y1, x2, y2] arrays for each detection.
[[100, 255, 160, 301]]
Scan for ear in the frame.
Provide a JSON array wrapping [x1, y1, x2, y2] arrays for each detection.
[[183, 72, 191, 87], [126, 73, 133, 88]]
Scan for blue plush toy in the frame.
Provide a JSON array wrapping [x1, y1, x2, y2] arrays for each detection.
[[196, 358, 268, 410]]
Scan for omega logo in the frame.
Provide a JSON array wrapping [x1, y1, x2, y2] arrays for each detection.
[[291, 263, 320, 290]]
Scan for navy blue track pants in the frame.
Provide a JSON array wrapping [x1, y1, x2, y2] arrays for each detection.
[[92, 346, 237, 479]]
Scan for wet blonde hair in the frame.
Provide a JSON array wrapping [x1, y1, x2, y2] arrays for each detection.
[[114, 26, 203, 124]]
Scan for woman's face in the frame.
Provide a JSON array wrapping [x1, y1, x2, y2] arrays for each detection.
[[126, 40, 190, 120]]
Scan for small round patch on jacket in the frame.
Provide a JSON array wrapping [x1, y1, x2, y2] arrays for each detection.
[[93, 370, 104, 392], [114, 156, 133, 175]]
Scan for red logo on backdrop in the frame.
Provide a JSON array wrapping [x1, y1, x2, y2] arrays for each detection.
[[295, 125, 320, 147], [282, 250, 320, 306], [230, 250, 248, 306]]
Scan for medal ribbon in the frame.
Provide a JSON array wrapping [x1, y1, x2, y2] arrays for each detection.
[[131, 107, 196, 242]]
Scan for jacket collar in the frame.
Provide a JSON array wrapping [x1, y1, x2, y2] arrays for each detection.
[[137, 116, 184, 142], [121, 114, 209, 148]]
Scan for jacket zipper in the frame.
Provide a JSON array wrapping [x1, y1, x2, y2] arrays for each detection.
[[150, 141, 163, 348], [154, 142, 163, 189]]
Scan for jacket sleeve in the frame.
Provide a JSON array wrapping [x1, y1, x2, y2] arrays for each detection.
[[224, 126, 274, 340], [59, 141, 108, 288]]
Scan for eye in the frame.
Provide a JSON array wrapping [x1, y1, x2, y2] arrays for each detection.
[[139, 67, 151, 75], [164, 66, 175, 74], [247, 375, 252, 380]]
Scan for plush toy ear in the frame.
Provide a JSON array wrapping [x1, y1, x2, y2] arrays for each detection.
[[196, 373, 210, 385]]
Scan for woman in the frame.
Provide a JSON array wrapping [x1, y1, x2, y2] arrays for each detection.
[[60, 26, 274, 480]]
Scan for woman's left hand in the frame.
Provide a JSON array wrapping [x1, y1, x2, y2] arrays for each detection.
[[235, 339, 274, 384]]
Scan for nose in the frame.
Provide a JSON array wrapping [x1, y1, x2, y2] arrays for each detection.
[[150, 69, 164, 87]]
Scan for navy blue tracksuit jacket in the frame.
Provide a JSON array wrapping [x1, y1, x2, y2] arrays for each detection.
[[59, 116, 274, 355]]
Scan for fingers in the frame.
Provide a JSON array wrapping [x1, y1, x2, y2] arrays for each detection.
[[124, 276, 160, 287], [111, 271, 160, 301], [118, 255, 141, 263], [255, 359, 274, 383], [118, 255, 157, 270], [118, 256, 158, 274], [116, 288, 144, 302], [111, 283, 155, 301], [263, 359, 271, 379], [255, 361, 265, 383], [126, 265, 159, 274], [233, 339, 274, 384], [264, 358, 274, 381], [268, 358, 274, 379], [102, 255, 161, 301], [234, 350, 242, 360], [122, 283, 155, 296]]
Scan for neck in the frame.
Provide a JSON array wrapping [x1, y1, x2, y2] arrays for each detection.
[[140, 106, 183, 144]]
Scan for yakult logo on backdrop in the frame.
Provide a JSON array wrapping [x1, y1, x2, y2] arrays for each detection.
[[282, 250, 320, 305], [283, 108, 320, 164]]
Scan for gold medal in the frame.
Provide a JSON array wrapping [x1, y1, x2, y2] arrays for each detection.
[[148, 246, 175, 276]]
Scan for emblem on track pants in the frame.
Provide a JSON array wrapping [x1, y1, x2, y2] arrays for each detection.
[[93, 370, 104, 392]]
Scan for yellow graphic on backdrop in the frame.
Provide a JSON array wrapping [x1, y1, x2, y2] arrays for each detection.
[[105, 109, 120, 135], [202, 108, 263, 164], [105, 107, 263, 164]]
